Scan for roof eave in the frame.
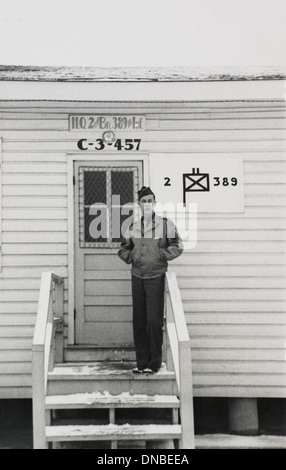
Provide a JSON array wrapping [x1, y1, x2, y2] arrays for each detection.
[[0, 79, 285, 101]]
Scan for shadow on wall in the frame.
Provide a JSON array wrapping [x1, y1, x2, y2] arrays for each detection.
[[193, 398, 286, 436], [0, 400, 33, 449]]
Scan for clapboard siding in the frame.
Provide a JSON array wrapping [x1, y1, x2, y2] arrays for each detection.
[[3, 232, 68, 242], [0, 314, 36, 325], [0, 99, 285, 398], [0, 142, 69, 396]]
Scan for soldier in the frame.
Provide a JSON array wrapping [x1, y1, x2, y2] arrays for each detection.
[[118, 186, 183, 373]]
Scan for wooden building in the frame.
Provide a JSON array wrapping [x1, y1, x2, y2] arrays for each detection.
[[0, 66, 285, 448]]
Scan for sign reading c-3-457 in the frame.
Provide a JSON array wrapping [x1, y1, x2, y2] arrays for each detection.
[[69, 115, 146, 131], [77, 138, 141, 151]]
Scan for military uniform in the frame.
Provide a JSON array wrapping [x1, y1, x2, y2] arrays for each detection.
[[118, 188, 183, 372]]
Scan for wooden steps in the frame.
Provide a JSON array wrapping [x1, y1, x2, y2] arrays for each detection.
[[65, 346, 136, 362], [47, 361, 177, 396], [45, 361, 180, 448], [46, 424, 182, 443], [46, 391, 180, 410]]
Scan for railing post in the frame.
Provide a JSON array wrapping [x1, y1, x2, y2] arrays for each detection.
[[32, 272, 52, 449], [166, 271, 196, 449], [32, 272, 64, 449], [32, 346, 48, 449], [54, 278, 64, 364], [165, 291, 175, 373], [179, 343, 195, 449]]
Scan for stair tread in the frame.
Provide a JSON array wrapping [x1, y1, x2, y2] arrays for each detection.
[[196, 433, 286, 449], [46, 391, 180, 409], [46, 423, 181, 441], [48, 362, 175, 380]]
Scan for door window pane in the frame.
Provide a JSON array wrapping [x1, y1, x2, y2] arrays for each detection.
[[79, 166, 138, 248], [84, 171, 106, 205], [111, 171, 134, 205], [84, 207, 108, 243]]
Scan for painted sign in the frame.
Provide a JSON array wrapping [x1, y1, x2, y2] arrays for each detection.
[[149, 154, 244, 213], [76, 138, 141, 151], [70, 115, 146, 131]]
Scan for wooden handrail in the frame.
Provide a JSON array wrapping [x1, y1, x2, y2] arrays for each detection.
[[165, 271, 195, 449], [33, 273, 53, 349], [166, 271, 190, 345], [32, 272, 64, 449]]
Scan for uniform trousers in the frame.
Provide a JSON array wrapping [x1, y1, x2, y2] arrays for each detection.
[[131, 274, 165, 371]]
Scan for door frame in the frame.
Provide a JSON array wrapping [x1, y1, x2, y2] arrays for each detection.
[[67, 153, 150, 345]]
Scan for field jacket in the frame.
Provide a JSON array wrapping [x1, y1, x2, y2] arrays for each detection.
[[118, 213, 183, 279]]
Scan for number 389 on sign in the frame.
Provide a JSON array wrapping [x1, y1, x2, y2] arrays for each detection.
[[213, 177, 238, 186]]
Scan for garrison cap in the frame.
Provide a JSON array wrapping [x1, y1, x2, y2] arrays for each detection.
[[138, 186, 156, 201]]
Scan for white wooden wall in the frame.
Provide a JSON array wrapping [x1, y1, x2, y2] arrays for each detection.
[[0, 100, 285, 398]]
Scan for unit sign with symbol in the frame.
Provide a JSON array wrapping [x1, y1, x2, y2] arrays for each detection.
[[150, 154, 244, 213]]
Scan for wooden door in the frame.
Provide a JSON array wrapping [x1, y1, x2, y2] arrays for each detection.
[[74, 160, 143, 345]]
